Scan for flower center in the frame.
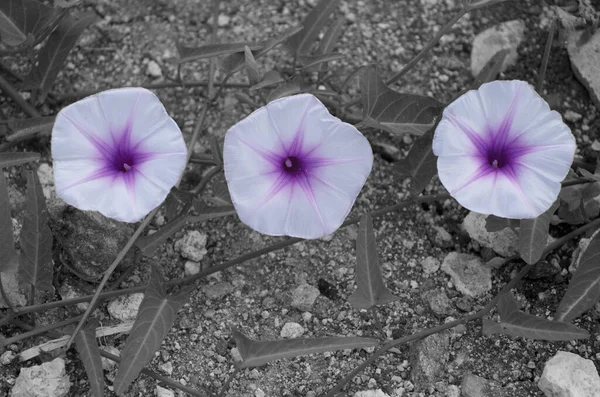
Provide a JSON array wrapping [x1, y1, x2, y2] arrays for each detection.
[[112, 148, 137, 173], [487, 149, 508, 169], [282, 156, 302, 174]]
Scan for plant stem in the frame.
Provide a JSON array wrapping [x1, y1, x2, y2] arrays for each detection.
[[192, 165, 223, 195], [536, 20, 557, 93], [3, 316, 82, 347], [0, 75, 41, 118]]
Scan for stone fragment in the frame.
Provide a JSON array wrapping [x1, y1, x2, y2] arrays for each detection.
[[461, 374, 509, 397], [445, 384, 461, 397], [421, 256, 441, 274], [280, 322, 305, 338], [174, 230, 208, 262], [202, 282, 234, 299], [217, 14, 230, 26], [58, 280, 92, 312], [410, 332, 450, 387], [0, 271, 27, 309], [471, 20, 526, 77], [107, 293, 144, 321], [422, 289, 454, 316], [1, 350, 15, 365], [100, 346, 120, 371], [146, 60, 162, 78], [37, 163, 56, 200], [441, 252, 492, 297], [291, 284, 321, 311], [354, 390, 390, 397], [538, 351, 600, 397], [155, 385, 174, 397], [184, 261, 201, 276], [463, 212, 518, 257], [567, 29, 600, 111], [10, 357, 71, 397]]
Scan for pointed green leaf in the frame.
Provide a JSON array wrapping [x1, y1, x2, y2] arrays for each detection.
[[18, 169, 52, 292], [6, 116, 56, 143], [178, 42, 263, 64], [555, 230, 600, 322], [298, 53, 345, 70], [267, 81, 302, 102], [24, 13, 96, 102], [465, 0, 511, 10], [113, 266, 192, 395], [361, 65, 444, 136], [233, 329, 378, 369], [250, 70, 284, 91], [135, 214, 188, 257], [244, 46, 261, 85], [348, 214, 399, 309], [317, 16, 345, 55], [340, 65, 368, 93], [0, 152, 40, 168], [0, 0, 64, 47], [394, 128, 436, 195], [485, 215, 519, 232], [497, 292, 519, 320], [0, 173, 19, 273], [286, 0, 341, 55], [518, 201, 559, 264], [210, 136, 223, 166], [205, 176, 232, 206], [74, 320, 104, 397]]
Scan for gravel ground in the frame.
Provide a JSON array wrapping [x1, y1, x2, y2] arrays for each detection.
[[1, 0, 600, 396]]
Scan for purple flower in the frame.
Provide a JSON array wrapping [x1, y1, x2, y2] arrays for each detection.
[[223, 94, 373, 239], [433, 80, 576, 219], [52, 88, 187, 222]]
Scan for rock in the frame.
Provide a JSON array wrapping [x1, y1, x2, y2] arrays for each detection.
[[217, 14, 231, 26], [441, 252, 492, 298], [0, 271, 27, 309], [445, 384, 460, 397], [58, 281, 92, 312], [174, 230, 208, 262], [461, 374, 508, 397], [158, 361, 173, 376], [49, 204, 134, 280], [155, 385, 174, 397], [354, 390, 390, 397], [146, 60, 162, 78], [570, 229, 599, 273], [107, 293, 144, 321], [203, 282, 234, 299], [100, 346, 120, 371], [563, 110, 582, 122], [230, 347, 243, 362], [421, 256, 441, 274], [280, 322, 305, 338], [422, 289, 454, 316], [1, 350, 16, 365], [567, 29, 600, 111], [538, 351, 600, 397], [373, 141, 401, 161], [184, 261, 201, 276], [433, 226, 453, 248], [463, 212, 518, 257], [37, 163, 56, 200], [410, 332, 450, 388], [10, 357, 71, 397], [470, 20, 526, 77], [291, 284, 321, 311]]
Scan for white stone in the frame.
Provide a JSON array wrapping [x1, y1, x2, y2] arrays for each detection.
[[217, 14, 231, 26], [567, 29, 600, 111], [0, 271, 27, 309], [184, 261, 201, 276], [155, 385, 174, 397], [471, 20, 526, 77], [463, 212, 518, 257], [538, 351, 600, 397], [175, 230, 208, 262], [146, 60, 162, 78], [291, 284, 320, 311], [1, 350, 15, 365], [441, 252, 492, 297], [37, 163, 56, 200], [100, 346, 119, 371], [354, 390, 391, 397], [421, 256, 441, 274], [159, 361, 173, 376], [280, 322, 305, 338], [107, 293, 144, 321], [445, 385, 461, 397], [10, 357, 71, 397]]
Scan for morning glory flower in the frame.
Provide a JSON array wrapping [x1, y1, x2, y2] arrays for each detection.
[[433, 80, 576, 219], [52, 87, 187, 222], [223, 94, 373, 239]]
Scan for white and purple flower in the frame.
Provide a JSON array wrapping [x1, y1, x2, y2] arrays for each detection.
[[223, 94, 373, 239], [433, 80, 576, 219], [52, 87, 187, 222]]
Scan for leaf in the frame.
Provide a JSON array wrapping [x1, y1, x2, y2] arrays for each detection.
[[471, 49, 510, 90], [0, 173, 19, 273], [0, 152, 40, 168], [18, 169, 53, 292], [340, 65, 368, 93], [394, 129, 436, 195], [518, 201, 559, 264], [555, 230, 600, 322], [206, 176, 232, 205], [250, 70, 284, 91], [267, 81, 302, 102], [485, 215, 519, 232], [177, 42, 263, 64], [0, 0, 62, 47], [233, 329, 378, 369], [74, 320, 104, 397], [360, 65, 444, 136], [244, 46, 260, 85], [497, 292, 519, 320], [348, 214, 399, 309], [135, 214, 188, 257], [6, 116, 56, 142], [191, 199, 235, 221], [24, 13, 96, 102], [317, 16, 345, 55], [113, 266, 192, 395], [210, 136, 223, 166], [465, 0, 511, 10], [298, 53, 345, 70], [286, 0, 341, 55]]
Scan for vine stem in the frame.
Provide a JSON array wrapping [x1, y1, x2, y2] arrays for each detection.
[[0, 75, 41, 118], [536, 19, 557, 93], [325, 216, 600, 396]]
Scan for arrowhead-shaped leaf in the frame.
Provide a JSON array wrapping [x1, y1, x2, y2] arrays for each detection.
[[286, 0, 341, 55], [0, 152, 40, 169], [135, 214, 188, 257], [0, 173, 19, 273], [317, 16, 344, 55], [348, 214, 399, 309], [555, 230, 600, 322], [24, 12, 96, 102], [0, 0, 65, 47], [483, 293, 589, 341], [191, 199, 235, 221], [113, 266, 192, 395], [518, 201, 559, 264], [360, 65, 444, 136], [244, 46, 260, 85], [485, 215, 519, 232], [74, 320, 104, 397], [18, 169, 53, 292], [178, 42, 263, 64], [267, 80, 302, 102], [233, 329, 378, 369], [250, 70, 284, 91], [394, 128, 436, 195], [298, 53, 345, 70], [6, 116, 56, 143]]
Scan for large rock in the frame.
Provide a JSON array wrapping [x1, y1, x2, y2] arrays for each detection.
[[471, 20, 525, 77], [441, 252, 492, 298], [538, 351, 600, 397], [463, 212, 518, 257], [410, 332, 450, 388], [567, 30, 600, 111], [10, 357, 71, 397]]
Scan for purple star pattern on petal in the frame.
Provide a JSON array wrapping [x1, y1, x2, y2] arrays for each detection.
[[224, 94, 373, 239], [433, 80, 576, 219], [51, 87, 187, 222]]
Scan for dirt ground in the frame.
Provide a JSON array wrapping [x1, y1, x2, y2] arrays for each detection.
[[1, 0, 600, 396]]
